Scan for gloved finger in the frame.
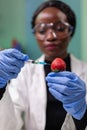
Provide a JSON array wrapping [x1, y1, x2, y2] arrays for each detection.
[[48, 84, 85, 104], [47, 83, 71, 95], [46, 76, 70, 85], [47, 71, 74, 77], [10, 49, 29, 61], [11, 60, 25, 68], [46, 72, 86, 91], [0, 61, 22, 73], [8, 59, 25, 68], [46, 71, 76, 85], [48, 87, 77, 104], [0, 57, 25, 70], [49, 87, 64, 102], [46, 76, 82, 92], [1, 48, 29, 61], [1, 71, 20, 79], [0, 68, 21, 80], [47, 82, 85, 96], [9, 72, 20, 79], [47, 71, 75, 78], [47, 71, 84, 86], [47, 71, 82, 84], [62, 93, 85, 104], [64, 98, 86, 113], [0, 51, 27, 68], [68, 101, 86, 120], [49, 86, 87, 119], [66, 80, 86, 94]]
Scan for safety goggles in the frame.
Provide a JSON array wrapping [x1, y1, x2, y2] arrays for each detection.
[[33, 21, 73, 40]]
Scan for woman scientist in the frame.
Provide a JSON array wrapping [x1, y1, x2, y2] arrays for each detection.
[[0, 0, 87, 130]]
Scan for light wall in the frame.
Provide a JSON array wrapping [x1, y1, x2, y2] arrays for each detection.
[[0, 0, 87, 61], [0, 0, 26, 49], [81, 0, 87, 61]]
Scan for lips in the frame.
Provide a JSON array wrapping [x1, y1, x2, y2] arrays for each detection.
[[45, 44, 58, 51]]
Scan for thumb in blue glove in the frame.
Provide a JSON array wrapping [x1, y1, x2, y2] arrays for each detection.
[[46, 71, 86, 120], [0, 48, 29, 88]]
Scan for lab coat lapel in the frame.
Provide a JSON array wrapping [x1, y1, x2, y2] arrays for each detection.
[[70, 54, 82, 76], [29, 64, 47, 130]]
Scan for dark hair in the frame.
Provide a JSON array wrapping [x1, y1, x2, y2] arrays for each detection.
[[31, 0, 76, 37]]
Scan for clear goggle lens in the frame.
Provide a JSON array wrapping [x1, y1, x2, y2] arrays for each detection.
[[33, 21, 73, 40]]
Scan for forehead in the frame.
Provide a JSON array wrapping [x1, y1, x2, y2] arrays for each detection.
[[35, 7, 67, 24]]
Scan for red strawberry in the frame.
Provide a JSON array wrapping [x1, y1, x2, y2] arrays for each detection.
[[51, 58, 66, 72]]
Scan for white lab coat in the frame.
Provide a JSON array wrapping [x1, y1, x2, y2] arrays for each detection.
[[1, 54, 87, 130], [0, 87, 18, 130]]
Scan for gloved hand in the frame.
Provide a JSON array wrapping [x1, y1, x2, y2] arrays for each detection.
[[46, 71, 87, 120], [0, 48, 29, 88]]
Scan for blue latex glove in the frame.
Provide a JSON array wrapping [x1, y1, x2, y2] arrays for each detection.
[[46, 71, 87, 120], [0, 48, 29, 88]]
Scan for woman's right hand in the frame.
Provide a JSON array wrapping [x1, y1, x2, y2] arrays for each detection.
[[0, 48, 29, 88]]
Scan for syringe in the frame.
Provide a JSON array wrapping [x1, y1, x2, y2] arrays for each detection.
[[26, 59, 50, 65]]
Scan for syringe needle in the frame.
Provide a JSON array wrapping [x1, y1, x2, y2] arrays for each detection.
[[26, 59, 50, 65]]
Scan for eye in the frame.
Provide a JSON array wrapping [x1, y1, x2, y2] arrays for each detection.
[[38, 28, 46, 34], [34, 23, 47, 35], [56, 24, 66, 32]]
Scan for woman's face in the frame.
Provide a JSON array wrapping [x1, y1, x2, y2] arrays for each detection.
[[34, 7, 72, 61]]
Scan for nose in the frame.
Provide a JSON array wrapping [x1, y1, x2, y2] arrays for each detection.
[[46, 30, 57, 41]]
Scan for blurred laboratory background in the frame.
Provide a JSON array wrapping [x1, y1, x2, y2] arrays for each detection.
[[0, 0, 87, 61]]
